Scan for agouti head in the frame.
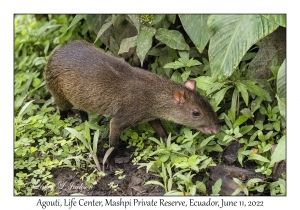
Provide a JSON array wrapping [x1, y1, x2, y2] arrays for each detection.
[[162, 79, 220, 135]]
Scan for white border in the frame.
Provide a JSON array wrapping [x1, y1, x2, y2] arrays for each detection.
[[3, 1, 298, 209]]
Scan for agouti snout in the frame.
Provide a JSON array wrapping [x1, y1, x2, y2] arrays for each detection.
[[45, 40, 220, 171]]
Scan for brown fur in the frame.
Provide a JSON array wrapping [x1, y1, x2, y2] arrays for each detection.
[[45, 40, 220, 170]]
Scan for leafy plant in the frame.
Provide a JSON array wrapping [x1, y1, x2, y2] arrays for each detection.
[[65, 121, 102, 171]]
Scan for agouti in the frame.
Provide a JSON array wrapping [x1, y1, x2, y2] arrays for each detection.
[[45, 40, 221, 171]]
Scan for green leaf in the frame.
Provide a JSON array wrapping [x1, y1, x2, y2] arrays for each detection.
[[93, 130, 100, 155], [179, 14, 211, 53], [65, 128, 89, 149], [167, 15, 176, 24], [85, 121, 91, 144], [234, 115, 248, 128], [236, 81, 249, 106], [240, 125, 253, 135], [241, 80, 267, 100], [208, 15, 279, 79], [136, 27, 156, 66], [277, 59, 286, 98], [276, 96, 286, 120], [200, 136, 215, 148], [145, 180, 165, 189], [118, 36, 137, 54], [86, 14, 110, 35], [127, 15, 140, 32], [155, 28, 189, 50], [230, 88, 238, 122], [181, 70, 191, 82], [211, 178, 222, 195], [271, 135, 286, 163], [186, 58, 201, 67], [102, 147, 114, 166], [196, 181, 206, 194], [17, 100, 34, 118], [248, 154, 270, 163], [170, 71, 183, 83], [194, 76, 216, 91], [199, 157, 212, 170], [213, 86, 231, 107], [152, 15, 165, 25], [262, 14, 286, 27], [95, 18, 114, 43], [68, 15, 85, 30], [164, 61, 185, 69]]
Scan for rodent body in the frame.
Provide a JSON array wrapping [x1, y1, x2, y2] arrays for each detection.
[[45, 40, 220, 170]]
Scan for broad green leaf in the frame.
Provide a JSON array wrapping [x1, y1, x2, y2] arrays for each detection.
[[211, 178, 222, 195], [234, 115, 248, 127], [213, 86, 231, 107], [196, 181, 206, 194], [181, 70, 191, 82], [248, 154, 270, 163], [271, 135, 286, 163], [95, 18, 114, 43], [152, 15, 165, 25], [186, 58, 201, 67], [200, 136, 215, 148], [240, 125, 253, 135], [65, 128, 89, 149], [171, 71, 182, 83], [194, 76, 216, 91], [167, 15, 176, 24], [236, 80, 249, 106], [241, 80, 268, 100], [85, 121, 91, 145], [86, 14, 110, 34], [232, 188, 243, 196], [145, 180, 165, 189], [262, 14, 286, 27], [199, 157, 212, 170], [155, 28, 189, 50], [206, 82, 227, 95], [93, 130, 100, 155], [164, 61, 185, 69], [17, 100, 34, 118], [179, 14, 211, 53], [276, 96, 286, 120], [136, 27, 156, 66], [127, 15, 140, 32], [118, 36, 137, 54], [277, 59, 286, 98], [230, 88, 238, 122], [240, 108, 253, 118], [102, 147, 114, 166], [68, 15, 85, 30], [208, 15, 279, 79]]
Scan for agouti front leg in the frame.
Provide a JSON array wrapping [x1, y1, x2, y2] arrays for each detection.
[[148, 119, 168, 143], [106, 117, 129, 171]]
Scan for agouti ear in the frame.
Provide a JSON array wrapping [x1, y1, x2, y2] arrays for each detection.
[[174, 90, 185, 105], [184, 80, 196, 91]]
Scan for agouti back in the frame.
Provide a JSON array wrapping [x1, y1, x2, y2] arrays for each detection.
[[45, 40, 220, 170]]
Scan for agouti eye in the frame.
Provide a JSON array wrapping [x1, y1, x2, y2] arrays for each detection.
[[192, 111, 200, 117]]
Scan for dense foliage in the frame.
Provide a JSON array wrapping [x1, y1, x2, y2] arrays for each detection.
[[14, 14, 286, 196]]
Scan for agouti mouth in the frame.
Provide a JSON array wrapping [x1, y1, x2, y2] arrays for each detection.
[[199, 125, 221, 134]]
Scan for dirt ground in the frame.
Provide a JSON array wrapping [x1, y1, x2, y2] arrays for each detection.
[[47, 139, 267, 196], [50, 141, 166, 196]]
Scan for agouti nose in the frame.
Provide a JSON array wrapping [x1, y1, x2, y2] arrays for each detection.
[[202, 125, 221, 134]]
